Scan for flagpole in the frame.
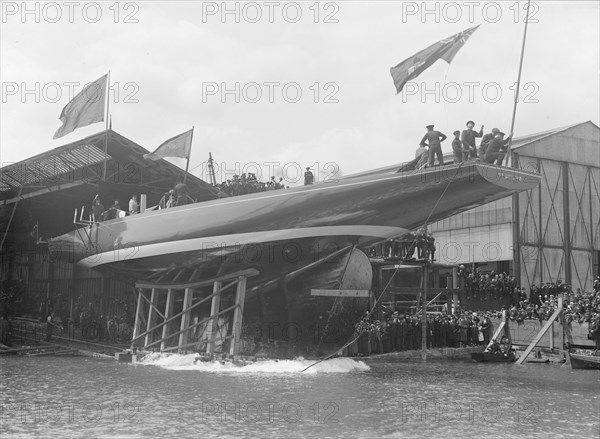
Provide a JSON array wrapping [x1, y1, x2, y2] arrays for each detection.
[[184, 126, 194, 183], [103, 70, 111, 181], [505, 0, 531, 166]]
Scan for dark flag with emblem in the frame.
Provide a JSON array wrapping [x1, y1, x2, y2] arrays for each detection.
[[390, 25, 479, 94]]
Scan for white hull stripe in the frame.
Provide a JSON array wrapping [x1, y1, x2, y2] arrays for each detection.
[[78, 225, 408, 269]]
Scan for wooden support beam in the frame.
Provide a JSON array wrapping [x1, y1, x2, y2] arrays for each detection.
[[131, 288, 144, 348], [516, 305, 562, 365], [178, 288, 193, 353], [559, 294, 565, 360], [426, 291, 444, 307], [136, 268, 259, 290], [148, 303, 238, 351], [485, 311, 507, 352], [131, 278, 238, 344], [138, 289, 166, 320], [145, 289, 158, 348], [160, 289, 175, 351], [229, 276, 247, 356], [206, 281, 222, 354]]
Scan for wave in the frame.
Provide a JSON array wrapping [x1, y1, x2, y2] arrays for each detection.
[[137, 352, 370, 374]]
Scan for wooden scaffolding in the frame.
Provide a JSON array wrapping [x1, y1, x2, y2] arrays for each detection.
[[130, 268, 259, 356]]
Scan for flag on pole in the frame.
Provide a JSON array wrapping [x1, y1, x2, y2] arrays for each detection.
[[390, 25, 480, 94], [53, 74, 108, 139], [143, 129, 193, 161]]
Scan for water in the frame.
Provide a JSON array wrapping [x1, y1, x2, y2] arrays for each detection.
[[1, 354, 598, 438]]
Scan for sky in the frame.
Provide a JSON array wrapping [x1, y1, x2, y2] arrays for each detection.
[[1, 1, 599, 185]]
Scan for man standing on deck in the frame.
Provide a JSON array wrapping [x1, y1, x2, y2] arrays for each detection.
[[304, 167, 314, 185], [174, 180, 192, 206], [484, 132, 513, 165], [129, 195, 139, 215], [420, 125, 447, 167], [451, 130, 462, 164], [461, 120, 484, 160], [480, 128, 499, 159], [91, 195, 104, 222]]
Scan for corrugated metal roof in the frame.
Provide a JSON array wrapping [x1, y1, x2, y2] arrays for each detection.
[[0, 144, 111, 191]]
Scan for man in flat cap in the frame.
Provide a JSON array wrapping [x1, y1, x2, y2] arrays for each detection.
[[484, 131, 513, 165], [480, 127, 500, 159], [420, 124, 447, 167], [461, 120, 483, 161]]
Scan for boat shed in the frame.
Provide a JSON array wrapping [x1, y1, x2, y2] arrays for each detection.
[[0, 129, 218, 322], [429, 121, 600, 292]]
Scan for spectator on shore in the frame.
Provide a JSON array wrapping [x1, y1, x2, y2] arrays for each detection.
[[46, 312, 56, 342]]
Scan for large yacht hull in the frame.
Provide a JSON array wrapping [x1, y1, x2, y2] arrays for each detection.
[[49, 162, 539, 276]]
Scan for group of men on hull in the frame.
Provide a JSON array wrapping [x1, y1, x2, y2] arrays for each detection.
[[416, 120, 513, 168]]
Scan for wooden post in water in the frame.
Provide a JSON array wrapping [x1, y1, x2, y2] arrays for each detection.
[[206, 281, 222, 354], [178, 288, 193, 353], [229, 276, 247, 357], [145, 288, 158, 348], [131, 289, 144, 350], [160, 289, 175, 351], [421, 263, 428, 361]]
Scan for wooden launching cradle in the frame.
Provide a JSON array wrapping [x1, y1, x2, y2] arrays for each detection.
[[131, 268, 259, 356]]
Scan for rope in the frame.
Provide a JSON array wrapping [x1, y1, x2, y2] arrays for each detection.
[[301, 162, 466, 372]]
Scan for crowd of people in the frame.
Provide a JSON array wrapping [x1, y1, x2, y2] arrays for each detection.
[[457, 265, 520, 302], [367, 228, 436, 261], [90, 193, 140, 221], [215, 173, 288, 197], [506, 277, 600, 325], [353, 308, 495, 354], [351, 276, 600, 355]]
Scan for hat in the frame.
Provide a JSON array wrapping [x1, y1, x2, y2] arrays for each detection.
[[491, 128, 500, 134], [306, 167, 310, 170], [426, 124, 434, 129], [498, 131, 506, 136], [453, 130, 460, 135], [466, 120, 475, 127]]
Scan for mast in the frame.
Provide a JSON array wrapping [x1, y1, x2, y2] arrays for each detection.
[[505, 0, 532, 166], [208, 152, 217, 186], [102, 70, 111, 181], [509, 0, 532, 290]]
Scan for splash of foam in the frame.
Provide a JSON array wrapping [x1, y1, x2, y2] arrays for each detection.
[[137, 353, 369, 374]]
